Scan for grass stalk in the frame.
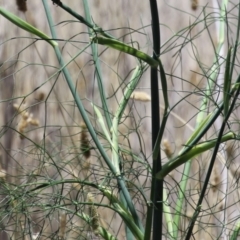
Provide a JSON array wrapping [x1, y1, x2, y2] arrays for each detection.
[[82, 0, 112, 130], [185, 2, 240, 234], [145, 1, 163, 240], [186, 73, 240, 239], [0, 7, 57, 47], [51, 0, 114, 38], [42, 0, 144, 234], [111, 65, 146, 174], [157, 131, 236, 179], [230, 221, 240, 240], [2, 1, 240, 239]]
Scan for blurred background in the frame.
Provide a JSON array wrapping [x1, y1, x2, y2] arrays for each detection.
[[0, 0, 240, 239]]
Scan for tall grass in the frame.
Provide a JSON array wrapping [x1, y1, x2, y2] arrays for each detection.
[[1, 0, 240, 239]]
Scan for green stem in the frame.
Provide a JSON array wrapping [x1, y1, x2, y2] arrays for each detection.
[[92, 36, 159, 68], [157, 132, 235, 179], [42, 0, 143, 233], [83, 0, 112, 130], [172, 0, 229, 237]]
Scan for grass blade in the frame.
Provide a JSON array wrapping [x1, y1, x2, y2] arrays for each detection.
[[0, 7, 58, 47], [156, 131, 235, 179], [91, 36, 159, 68]]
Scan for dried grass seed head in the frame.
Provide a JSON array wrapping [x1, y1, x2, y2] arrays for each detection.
[[130, 91, 151, 101], [13, 103, 39, 138], [35, 91, 45, 102], [191, 0, 198, 10], [87, 193, 100, 235], [163, 139, 173, 159], [80, 123, 91, 159], [16, 0, 27, 12], [0, 168, 6, 180], [59, 212, 67, 239]]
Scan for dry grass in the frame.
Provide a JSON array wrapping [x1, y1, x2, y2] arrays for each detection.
[[0, 1, 240, 239]]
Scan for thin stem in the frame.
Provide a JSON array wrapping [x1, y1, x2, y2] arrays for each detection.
[[42, 0, 143, 233], [82, 0, 112, 130], [51, 0, 114, 38], [145, 1, 162, 240], [186, 1, 239, 238], [185, 74, 240, 239], [172, 1, 228, 237], [43, 0, 114, 176]]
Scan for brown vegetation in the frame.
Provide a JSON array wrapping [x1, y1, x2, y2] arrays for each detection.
[[0, 1, 240, 239]]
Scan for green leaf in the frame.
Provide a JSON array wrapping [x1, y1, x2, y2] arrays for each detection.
[[230, 221, 240, 240], [156, 132, 235, 179], [0, 7, 58, 47], [180, 112, 213, 154], [92, 103, 112, 145], [91, 35, 159, 68]]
